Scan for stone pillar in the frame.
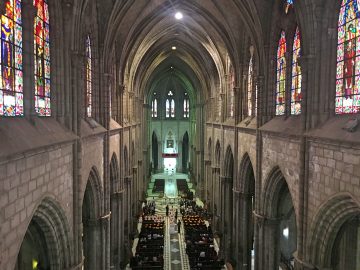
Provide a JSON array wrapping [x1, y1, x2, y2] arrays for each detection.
[[22, 0, 37, 120]]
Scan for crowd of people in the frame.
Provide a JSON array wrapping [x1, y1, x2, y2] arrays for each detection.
[[130, 202, 164, 269], [182, 199, 224, 270]]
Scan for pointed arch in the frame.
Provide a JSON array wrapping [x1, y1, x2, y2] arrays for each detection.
[[110, 153, 120, 193], [182, 131, 189, 171], [223, 145, 234, 179], [207, 137, 212, 162], [308, 193, 360, 267], [83, 166, 103, 218], [124, 146, 129, 175], [238, 153, 255, 193], [152, 131, 159, 171], [215, 140, 221, 167], [17, 197, 73, 270]]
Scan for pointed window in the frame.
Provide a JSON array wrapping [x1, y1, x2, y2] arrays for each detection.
[[276, 31, 287, 115], [166, 99, 170, 118], [152, 98, 157, 118], [248, 56, 254, 116], [184, 94, 189, 118], [336, 0, 360, 114], [86, 35, 92, 117], [34, 0, 51, 116], [171, 99, 175, 118], [291, 27, 302, 115], [0, 0, 23, 116]]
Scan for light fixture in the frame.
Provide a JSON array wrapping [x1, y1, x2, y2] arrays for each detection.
[[170, 66, 174, 69], [172, 46, 177, 50], [175, 12, 183, 20]]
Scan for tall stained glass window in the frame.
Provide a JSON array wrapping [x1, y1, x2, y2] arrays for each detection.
[[170, 99, 175, 118], [86, 35, 92, 117], [0, 0, 23, 116], [152, 99, 157, 118], [291, 27, 302, 115], [248, 56, 254, 116], [229, 66, 234, 117], [276, 31, 287, 115], [166, 99, 170, 118], [34, 0, 50, 116], [184, 95, 189, 118], [336, 0, 360, 114]]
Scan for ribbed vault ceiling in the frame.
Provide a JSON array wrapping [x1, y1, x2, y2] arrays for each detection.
[[104, 0, 261, 102]]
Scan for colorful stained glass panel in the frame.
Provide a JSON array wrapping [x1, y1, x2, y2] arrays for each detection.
[[86, 35, 92, 117], [34, 0, 50, 116], [276, 31, 287, 115], [0, 0, 22, 116], [336, 0, 360, 114], [291, 27, 302, 115]]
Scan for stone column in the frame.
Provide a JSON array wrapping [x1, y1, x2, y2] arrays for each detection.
[[22, 0, 37, 120]]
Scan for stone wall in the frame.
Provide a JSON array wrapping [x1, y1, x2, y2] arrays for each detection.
[[0, 144, 73, 270]]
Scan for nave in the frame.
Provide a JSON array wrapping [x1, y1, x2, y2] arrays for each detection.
[[128, 194, 226, 270]]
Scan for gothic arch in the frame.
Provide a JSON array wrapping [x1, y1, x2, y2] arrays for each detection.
[[260, 166, 298, 268], [207, 137, 212, 162], [83, 166, 104, 219], [16, 197, 73, 270], [308, 193, 360, 268], [223, 145, 234, 177], [238, 152, 255, 192], [110, 153, 120, 193], [124, 146, 129, 175], [215, 140, 221, 167], [262, 166, 296, 217]]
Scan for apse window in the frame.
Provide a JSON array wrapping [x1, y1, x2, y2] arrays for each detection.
[[166, 91, 175, 118]]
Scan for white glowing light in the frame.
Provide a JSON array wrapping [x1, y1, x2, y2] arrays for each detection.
[[172, 46, 177, 50], [283, 227, 289, 239], [175, 12, 183, 20]]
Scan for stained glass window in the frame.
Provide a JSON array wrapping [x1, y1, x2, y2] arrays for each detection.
[[166, 99, 170, 118], [248, 56, 253, 116], [152, 99, 157, 118], [285, 0, 293, 14], [184, 96, 189, 118], [0, 0, 23, 116], [170, 99, 175, 118], [229, 65, 234, 117], [336, 0, 360, 114], [86, 35, 92, 117], [34, 0, 50, 116], [291, 27, 302, 115], [276, 31, 287, 115]]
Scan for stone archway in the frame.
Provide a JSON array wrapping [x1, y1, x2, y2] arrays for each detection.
[[259, 167, 297, 270], [309, 194, 360, 270], [16, 198, 72, 270], [236, 153, 256, 270], [110, 154, 123, 269], [152, 131, 159, 172], [182, 131, 189, 172], [82, 168, 103, 270], [221, 146, 234, 261]]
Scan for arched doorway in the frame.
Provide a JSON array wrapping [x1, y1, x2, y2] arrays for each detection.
[[152, 132, 158, 172], [82, 168, 102, 270], [16, 198, 72, 270], [110, 154, 122, 268], [237, 153, 255, 269], [309, 194, 360, 270], [222, 146, 234, 261], [260, 167, 297, 269], [182, 131, 189, 172]]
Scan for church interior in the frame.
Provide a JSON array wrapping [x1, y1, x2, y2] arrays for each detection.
[[1, 0, 360, 269]]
